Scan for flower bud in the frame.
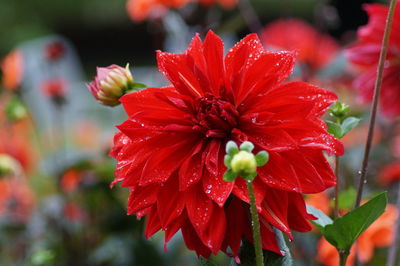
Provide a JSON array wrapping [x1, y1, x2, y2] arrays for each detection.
[[230, 150, 257, 177], [5, 96, 27, 122], [0, 154, 18, 177], [328, 101, 350, 119], [87, 64, 134, 107]]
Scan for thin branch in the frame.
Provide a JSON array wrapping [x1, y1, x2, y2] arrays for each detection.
[[354, 0, 398, 208]]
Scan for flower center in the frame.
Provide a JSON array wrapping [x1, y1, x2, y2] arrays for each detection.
[[194, 95, 238, 138]]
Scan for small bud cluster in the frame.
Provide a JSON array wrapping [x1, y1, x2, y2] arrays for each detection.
[[223, 141, 269, 182], [326, 101, 360, 139], [328, 101, 350, 119]]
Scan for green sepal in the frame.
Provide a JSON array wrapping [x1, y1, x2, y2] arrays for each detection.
[[226, 141, 239, 155], [240, 141, 254, 152], [224, 154, 232, 168], [223, 169, 238, 182], [255, 151, 269, 167], [328, 101, 350, 118], [132, 82, 147, 89], [243, 172, 257, 182]]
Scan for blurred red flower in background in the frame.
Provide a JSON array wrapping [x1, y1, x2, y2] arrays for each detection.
[[379, 161, 400, 185], [44, 41, 66, 60], [198, 0, 236, 9], [317, 204, 398, 265], [262, 19, 339, 71], [61, 169, 83, 193], [1, 50, 24, 91], [345, 4, 400, 118], [0, 178, 36, 223], [41, 78, 67, 103], [110, 31, 343, 259]]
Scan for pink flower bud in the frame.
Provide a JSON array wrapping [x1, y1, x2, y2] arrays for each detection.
[[87, 64, 134, 107]]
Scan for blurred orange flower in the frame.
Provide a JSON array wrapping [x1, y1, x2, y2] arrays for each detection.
[[1, 50, 23, 91], [262, 19, 339, 71], [72, 122, 102, 151], [126, 0, 237, 21], [341, 123, 382, 149], [126, 0, 189, 21], [306, 191, 331, 215], [0, 125, 35, 172], [317, 204, 398, 265]]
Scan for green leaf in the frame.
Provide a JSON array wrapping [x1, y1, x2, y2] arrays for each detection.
[[223, 169, 238, 182], [326, 120, 343, 139], [324, 192, 387, 250], [306, 204, 333, 233], [341, 117, 360, 136], [255, 151, 269, 167]]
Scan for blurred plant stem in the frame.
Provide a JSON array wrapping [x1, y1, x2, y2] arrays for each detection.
[[354, 0, 397, 209], [238, 0, 262, 33], [247, 181, 264, 266], [334, 155, 340, 218], [386, 181, 400, 266]]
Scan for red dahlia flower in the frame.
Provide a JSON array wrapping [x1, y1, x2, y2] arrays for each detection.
[[345, 4, 400, 117], [110, 31, 343, 259]]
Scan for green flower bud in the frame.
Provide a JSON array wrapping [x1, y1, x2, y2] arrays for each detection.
[[0, 154, 18, 177], [328, 101, 350, 119], [5, 97, 27, 122], [231, 150, 257, 178]]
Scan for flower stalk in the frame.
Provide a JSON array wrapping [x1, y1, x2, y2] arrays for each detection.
[[334, 155, 340, 218], [224, 141, 269, 266], [339, 249, 349, 266], [247, 180, 264, 266], [355, 0, 398, 208]]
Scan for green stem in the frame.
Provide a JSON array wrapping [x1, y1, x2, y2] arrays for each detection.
[[354, 0, 398, 208], [339, 249, 349, 266], [334, 155, 340, 218], [246, 181, 264, 266]]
